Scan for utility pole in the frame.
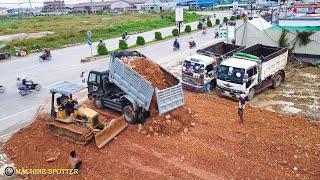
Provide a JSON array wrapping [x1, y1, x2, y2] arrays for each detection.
[[28, 0, 32, 9], [91, 0, 93, 14]]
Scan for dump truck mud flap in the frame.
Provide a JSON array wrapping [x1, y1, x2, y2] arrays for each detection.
[[94, 117, 128, 148]]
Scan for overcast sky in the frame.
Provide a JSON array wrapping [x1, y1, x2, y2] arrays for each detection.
[[0, 0, 97, 8]]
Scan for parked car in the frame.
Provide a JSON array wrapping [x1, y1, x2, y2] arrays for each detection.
[[0, 52, 11, 61]]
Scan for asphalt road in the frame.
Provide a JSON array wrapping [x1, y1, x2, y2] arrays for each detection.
[[0, 12, 230, 137]]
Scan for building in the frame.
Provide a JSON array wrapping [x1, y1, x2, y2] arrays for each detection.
[[42, 0, 66, 12], [235, 14, 320, 56], [73, 1, 117, 12], [135, 0, 178, 12]]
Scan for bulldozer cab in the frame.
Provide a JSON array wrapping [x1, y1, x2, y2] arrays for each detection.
[[50, 82, 83, 118]]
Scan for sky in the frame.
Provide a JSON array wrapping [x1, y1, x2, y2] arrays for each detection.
[[0, 0, 99, 8]]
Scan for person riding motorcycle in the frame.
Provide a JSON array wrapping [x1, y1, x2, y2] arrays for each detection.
[[40, 48, 51, 60], [188, 37, 196, 48], [122, 32, 129, 41], [202, 25, 207, 34], [16, 77, 27, 92], [173, 39, 180, 50]]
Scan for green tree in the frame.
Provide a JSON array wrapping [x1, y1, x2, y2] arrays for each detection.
[[236, 15, 241, 19], [223, 17, 228, 23], [136, 36, 145, 46], [155, 32, 162, 40], [215, 19, 220, 25], [230, 16, 236, 21], [172, 28, 179, 36], [119, 40, 128, 50], [197, 22, 203, 29], [184, 25, 191, 33], [207, 19, 212, 27], [97, 44, 108, 55]]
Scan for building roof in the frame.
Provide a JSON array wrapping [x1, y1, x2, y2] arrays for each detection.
[[123, 0, 148, 5], [248, 16, 272, 31], [73, 1, 116, 8], [221, 57, 257, 69]]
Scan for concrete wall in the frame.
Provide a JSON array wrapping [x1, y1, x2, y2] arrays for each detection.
[[235, 22, 320, 55]]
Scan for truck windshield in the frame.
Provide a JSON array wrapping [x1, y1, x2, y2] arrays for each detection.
[[217, 65, 244, 84], [183, 60, 205, 75]]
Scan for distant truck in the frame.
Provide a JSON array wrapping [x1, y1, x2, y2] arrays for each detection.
[[216, 44, 288, 100], [182, 42, 243, 92], [87, 51, 184, 124]]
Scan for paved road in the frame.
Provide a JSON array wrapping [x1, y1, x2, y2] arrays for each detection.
[[0, 12, 230, 137]]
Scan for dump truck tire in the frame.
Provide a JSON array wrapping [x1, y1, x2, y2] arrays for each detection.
[[272, 73, 282, 89], [94, 97, 103, 109], [123, 105, 137, 124]]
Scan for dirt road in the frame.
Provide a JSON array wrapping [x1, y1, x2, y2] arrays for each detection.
[[3, 92, 320, 179]]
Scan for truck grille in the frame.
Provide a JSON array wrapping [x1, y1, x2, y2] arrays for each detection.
[[218, 86, 243, 94]]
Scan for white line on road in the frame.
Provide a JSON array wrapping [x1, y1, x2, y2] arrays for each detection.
[[0, 106, 38, 122], [15, 64, 41, 72]]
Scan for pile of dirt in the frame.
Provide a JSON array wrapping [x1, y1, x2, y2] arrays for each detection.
[[3, 92, 320, 179], [121, 57, 169, 90]]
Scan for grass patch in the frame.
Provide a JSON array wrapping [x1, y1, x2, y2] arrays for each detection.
[[2, 12, 200, 52]]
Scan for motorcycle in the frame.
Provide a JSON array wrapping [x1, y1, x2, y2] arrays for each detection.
[[173, 44, 180, 51], [0, 85, 5, 94], [122, 34, 129, 41], [18, 81, 41, 96], [39, 54, 52, 61], [34, 45, 42, 53], [189, 41, 196, 49]]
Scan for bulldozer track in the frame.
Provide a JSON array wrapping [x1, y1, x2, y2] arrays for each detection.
[[48, 120, 93, 145]]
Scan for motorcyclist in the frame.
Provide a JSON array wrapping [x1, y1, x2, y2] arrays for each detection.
[[122, 32, 129, 41], [214, 14, 216, 18], [41, 48, 51, 60], [16, 77, 27, 92], [173, 39, 180, 49], [202, 25, 207, 34], [189, 37, 195, 47]]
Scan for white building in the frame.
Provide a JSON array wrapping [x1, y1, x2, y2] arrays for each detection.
[[135, 0, 178, 12], [235, 15, 320, 56]]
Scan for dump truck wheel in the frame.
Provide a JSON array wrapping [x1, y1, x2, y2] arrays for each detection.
[[123, 105, 137, 124], [35, 84, 41, 91], [94, 97, 103, 109], [272, 73, 282, 89]]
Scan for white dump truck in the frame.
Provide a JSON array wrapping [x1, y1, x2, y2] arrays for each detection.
[[182, 42, 243, 92], [216, 44, 288, 100]]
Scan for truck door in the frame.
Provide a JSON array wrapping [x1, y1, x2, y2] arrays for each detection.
[[88, 72, 102, 94], [245, 67, 258, 89]]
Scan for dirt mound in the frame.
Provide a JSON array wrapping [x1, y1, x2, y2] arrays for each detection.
[[121, 57, 169, 90]]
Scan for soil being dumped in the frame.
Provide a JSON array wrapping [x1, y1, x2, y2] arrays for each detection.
[[121, 57, 195, 135]]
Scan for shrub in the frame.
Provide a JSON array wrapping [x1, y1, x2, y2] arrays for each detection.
[[236, 15, 241, 19], [197, 22, 203, 29], [223, 17, 228, 23], [230, 16, 236, 21], [136, 36, 145, 46], [172, 28, 179, 36], [185, 25, 191, 33], [97, 44, 108, 55], [215, 19, 220, 25], [207, 19, 212, 27], [155, 31, 162, 40], [119, 40, 128, 50]]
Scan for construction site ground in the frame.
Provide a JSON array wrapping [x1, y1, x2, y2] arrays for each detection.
[[2, 91, 320, 179], [169, 61, 320, 121]]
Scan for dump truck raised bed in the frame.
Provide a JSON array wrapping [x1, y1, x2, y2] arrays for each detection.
[[88, 51, 184, 124], [216, 44, 288, 100], [182, 42, 243, 92]]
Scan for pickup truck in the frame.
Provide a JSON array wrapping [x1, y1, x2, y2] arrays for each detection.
[[182, 42, 243, 92], [216, 44, 288, 100], [87, 51, 184, 124]]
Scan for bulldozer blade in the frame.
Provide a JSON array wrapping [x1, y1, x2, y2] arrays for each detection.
[[94, 117, 128, 148]]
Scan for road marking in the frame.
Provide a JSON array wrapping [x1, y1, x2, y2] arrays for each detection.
[[0, 106, 38, 122], [43, 80, 65, 89], [15, 64, 41, 72]]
